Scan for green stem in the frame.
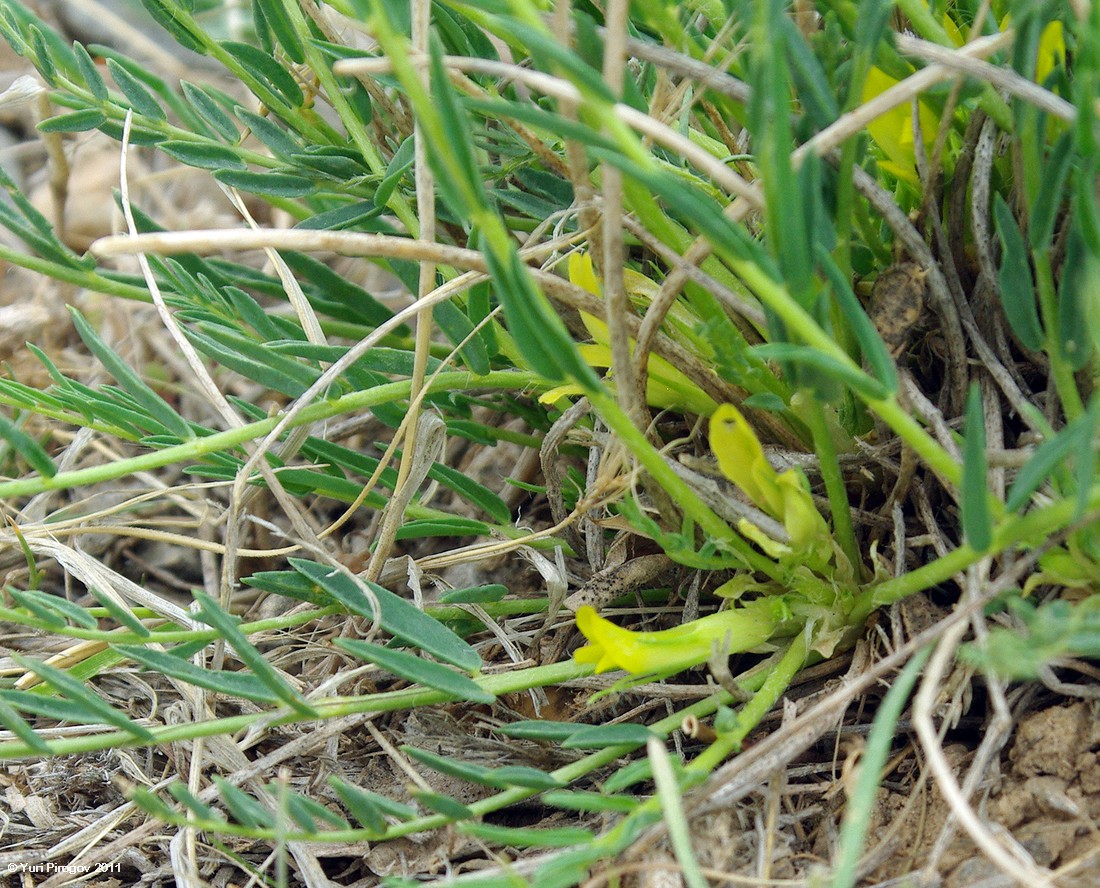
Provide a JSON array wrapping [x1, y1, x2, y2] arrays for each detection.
[[0, 657, 594, 761], [0, 370, 541, 500], [687, 631, 809, 773], [586, 389, 785, 582], [1035, 250, 1085, 421], [731, 259, 963, 487], [803, 396, 863, 577], [850, 481, 1100, 625]]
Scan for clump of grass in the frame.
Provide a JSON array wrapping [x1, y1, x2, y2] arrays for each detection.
[[0, 0, 1095, 885]]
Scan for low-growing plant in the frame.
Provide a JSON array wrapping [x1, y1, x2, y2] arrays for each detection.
[[0, 0, 1096, 884]]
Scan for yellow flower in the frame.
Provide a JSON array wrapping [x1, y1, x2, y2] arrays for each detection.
[[709, 404, 831, 569], [573, 598, 790, 675], [861, 67, 939, 187], [541, 254, 718, 415]]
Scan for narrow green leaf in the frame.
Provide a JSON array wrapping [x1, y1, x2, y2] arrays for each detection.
[[336, 639, 494, 703], [1030, 131, 1075, 252], [159, 140, 247, 171], [411, 790, 472, 820], [68, 307, 194, 440], [291, 558, 480, 671], [235, 107, 303, 157], [212, 776, 274, 828], [434, 299, 491, 375], [113, 644, 282, 704], [252, 0, 305, 62], [542, 790, 639, 813], [752, 343, 887, 399], [1060, 227, 1099, 371], [213, 168, 312, 197], [0, 695, 50, 754], [961, 385, 992, 552], [830, 647, 932, 888], [106, 58, 166, 120], [394, 518, 491, 540], [192, 592, 316, 717], [12, 655, 156, 741], [182, 81, 239, 141], [136, 0, 207, 53], [0, 412, 56, 477], [497, 720, 580, 741], [167, 783, 224, 822], [37, 108, 105, 133], [993, 194, 1043, 350], [816, 244, 897, 394], [562, 724, 654, 749], [329, 777, 415, 830], [486, 766, 562, 790], [72, 42, 108, 100], [89, 588, 152, 637], [458, 822, 594, 849], [220, 40, 304, 107], [294, 201, 382, 231], [185, 324, 320, 393], [10, 588, 95, 628], [438, 585, 508, 605], [402, 745, 496, 786], [268, 785, 349, 830], [129, 786, 181, 821]]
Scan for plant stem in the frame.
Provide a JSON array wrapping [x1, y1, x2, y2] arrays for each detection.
[[804, 395, 863, 577], [0, 371, 541, 500]]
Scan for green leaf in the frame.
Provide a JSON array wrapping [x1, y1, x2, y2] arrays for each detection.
[[113, 644, 283, 705], [993, 194, 1043, 351], [458, 822, 594, 848], [435, 299, 491, 375], [0, 696, 50, 754], [816, 244, 897, 394], [335, 638, 494, 703], [541, 790, 639, 813], [182, 81, 239, 141], [290, 558, 480, 671], [561, 724, 654, 749], [1059, 227, 1099, 371], [192, 592, 316, 716], [12, 654, 156, 741], [72, 41, 108, 100], [268, 785, 349, 831], [136, 0, 207, 54], [438, 585, 508, 605], [0, 412, 56, 477], [402, 745, 496, 786], [106, 58, 166, 120], [213, 168, 313, 197], [220, 40, 304, 107], [235, 107, 303, 157], [497, 720, 580, 741], [1029, 130, 1075, 252], [252, 0, 305, 63], [167, 783, 224, 821], [68, 307, 194, 440], [294, 200, 382, 231], [10, 588, 95, 627], [89, 588, 152, 638], [411, 790, 472, 820], [961, 385, 992, 552], [329, 777, 415, 830], [393, 518, 491, 540], [486, 766, 562, 790], [752, 343, 887, 400], [37, 108, 105, 133], [212, 777, 274, 828], [159, 140, 247, 171]]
